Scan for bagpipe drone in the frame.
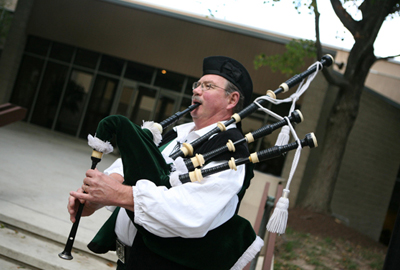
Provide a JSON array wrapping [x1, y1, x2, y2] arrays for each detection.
[[59, 55, 333, 269]]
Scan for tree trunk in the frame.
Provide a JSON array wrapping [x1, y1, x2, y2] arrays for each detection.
[[297, 0, 398, 213], [299, 46, 377, 213]]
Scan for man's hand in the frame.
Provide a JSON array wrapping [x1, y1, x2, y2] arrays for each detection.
[[67, 186, 104, 223], [69, 169, 134, 218]]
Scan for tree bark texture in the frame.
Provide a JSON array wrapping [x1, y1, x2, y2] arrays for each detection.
[[299, 0, 399, 212]]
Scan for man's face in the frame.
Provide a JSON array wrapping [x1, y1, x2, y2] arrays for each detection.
[[190, 74, 232, 127]]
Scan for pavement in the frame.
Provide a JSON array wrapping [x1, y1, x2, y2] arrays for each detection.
[[0, 121, 118, 269], [0, 121, 270, 270]]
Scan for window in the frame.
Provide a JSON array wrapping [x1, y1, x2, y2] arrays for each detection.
[[29, 62, 69, 128], [74, 49, 100, 69], [25, 36, 50, 56], [14, 37, 286, 174], [124, 61, 154, 84], [185, 76, 198, 96], [79, 75, 119, 138], [99, 54, 124, 76], [55, 70, 93, 135], [10, 55, 44, 117], [50, 42, 74, 63], [129, 85, 157, 125], [154, 69, 185, 92]]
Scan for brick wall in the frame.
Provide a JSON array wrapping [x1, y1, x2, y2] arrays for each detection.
[[293, 74, 400, 241], [331, 89, 400, 241]]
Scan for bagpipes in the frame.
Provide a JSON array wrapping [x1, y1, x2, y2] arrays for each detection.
[[58, 104, 200, 260], [178, 132, 317, 184], [59, 55, 333, 269]]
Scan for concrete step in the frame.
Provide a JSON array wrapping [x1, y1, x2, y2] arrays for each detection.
[[0, 200, 118, 269], [0, 254, 39, 270], [0, 223, 116, 270], [0, 200, 117, 262], [0, 122, 120, 269]]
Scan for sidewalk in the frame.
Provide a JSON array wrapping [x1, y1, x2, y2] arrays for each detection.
[[0, 121, 119, 268], [0, 121, 270, 270]]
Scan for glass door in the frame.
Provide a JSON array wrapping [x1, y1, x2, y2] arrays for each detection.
[[129, 85, 158, 125], [114, 80, 182, 129], [78, 75, 119, 138], [55, 70, 93, 135], [115, 80, 139, 118], [115, 80, 160, 125], [154, 94, 177, 123]]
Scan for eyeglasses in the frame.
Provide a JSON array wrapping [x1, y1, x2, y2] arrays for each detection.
[[192, 81, 226, 91]]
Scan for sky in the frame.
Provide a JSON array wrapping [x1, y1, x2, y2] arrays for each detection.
[[133, 0, 400, 62]]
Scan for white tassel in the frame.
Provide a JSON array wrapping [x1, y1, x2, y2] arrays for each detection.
[[87, 134, 114, 154], [173, 157, 189, 174], [267, 189, 290, 234], [253, 61, 323, 235], [275, 125, 290, 146], [268, 120, 303, 234], [169, 157, 189, 187], [169, 171, 182, 187], [162, 153, 175, 167], [142, 121, 162, 146]]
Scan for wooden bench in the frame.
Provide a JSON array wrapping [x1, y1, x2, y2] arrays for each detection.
[[0, 103, 27, 127], [239, 172, 284, 270]]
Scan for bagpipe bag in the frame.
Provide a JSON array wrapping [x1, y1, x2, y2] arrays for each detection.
[[87, 115, 262, 269]]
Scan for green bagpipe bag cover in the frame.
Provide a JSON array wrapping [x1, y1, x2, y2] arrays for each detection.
[[87, 115, 262, 269], [88, 115, 171, 252], [93, 115, 171, 187]]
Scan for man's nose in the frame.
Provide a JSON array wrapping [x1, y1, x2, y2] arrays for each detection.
[[192, 85, 203, 96]]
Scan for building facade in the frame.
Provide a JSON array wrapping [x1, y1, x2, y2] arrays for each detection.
[[1, 0, 399, 243]]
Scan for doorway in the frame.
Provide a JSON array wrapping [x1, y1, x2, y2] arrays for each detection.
[[114, 80, 180, 126]]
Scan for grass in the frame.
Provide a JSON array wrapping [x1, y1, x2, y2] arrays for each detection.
[[272, 226, 386, 270]]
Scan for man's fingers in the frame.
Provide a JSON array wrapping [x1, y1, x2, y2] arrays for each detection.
[[68, 197, 78, 223], [68, 186, 90, 223], [70, 191, 87, 204], [86, 168, 99, 177]]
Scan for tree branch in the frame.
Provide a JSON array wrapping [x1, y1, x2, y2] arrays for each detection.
[[314, 0, 348, 88], [347, 0, 397, 70], [376, 53, 400, 61], [313, 0, 322, 59], [330, 0, 358, 36]]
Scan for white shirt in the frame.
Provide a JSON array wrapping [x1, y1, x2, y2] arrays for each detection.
[[104, 121, 246, 246]]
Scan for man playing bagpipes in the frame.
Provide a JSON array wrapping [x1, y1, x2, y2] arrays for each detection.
[[67, 56, 264, 269]]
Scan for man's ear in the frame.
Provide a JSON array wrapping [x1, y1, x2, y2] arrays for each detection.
[[226, 91, 240, 111]]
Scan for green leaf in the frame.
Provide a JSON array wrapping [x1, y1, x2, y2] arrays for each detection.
[[254, 39, 316, 76]]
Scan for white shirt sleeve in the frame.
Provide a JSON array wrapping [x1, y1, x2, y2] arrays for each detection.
[[103, 158, 124, 177], [132, 162, 245, 238]]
